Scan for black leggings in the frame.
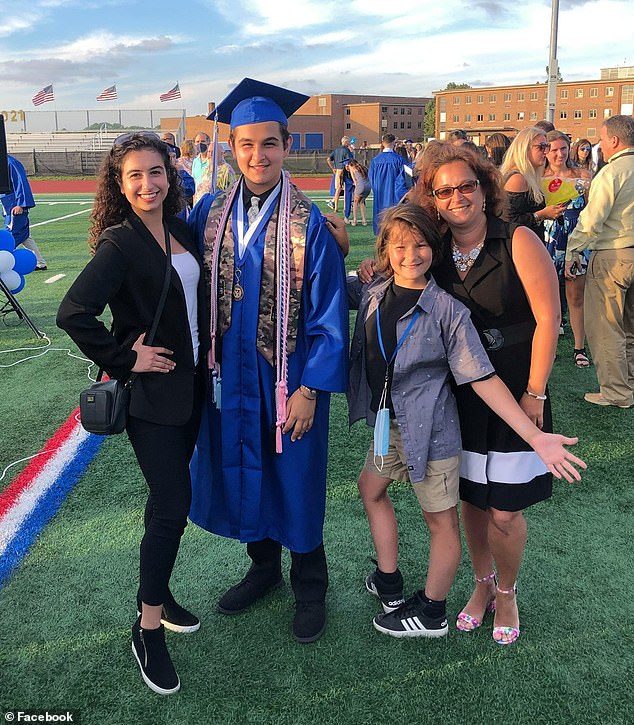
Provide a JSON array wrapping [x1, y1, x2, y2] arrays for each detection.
[[126, 379, 202, 606]]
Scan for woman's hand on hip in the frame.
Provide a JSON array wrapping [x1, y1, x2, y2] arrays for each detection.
[[131, 332, 175, 373]]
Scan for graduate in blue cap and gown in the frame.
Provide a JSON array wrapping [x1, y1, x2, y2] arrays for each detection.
[[1, 155, 47, 269], [188, 78, 348, 643]]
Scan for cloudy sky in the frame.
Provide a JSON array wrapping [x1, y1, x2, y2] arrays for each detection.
[[1, 0, 632, 119]]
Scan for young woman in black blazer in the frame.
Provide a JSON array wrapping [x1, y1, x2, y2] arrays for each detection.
[[57, 133, 209, 695]]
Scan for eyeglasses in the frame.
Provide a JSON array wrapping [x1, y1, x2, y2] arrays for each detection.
[[578, 145, 591, 151], [533, 142, 551, 152], [431, 179, 480, 200], [113, 131, 161, 146]]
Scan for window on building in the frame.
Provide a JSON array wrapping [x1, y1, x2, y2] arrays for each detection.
[[488, 113, 496, 121], [589, 109, 597, 119], [417, 122, 422, 129], [346, 122, 351, 129], [477, 114, 484, 122], [477, 94, 484, 103], [575, 89, 584, 98], [590, 88, 598, 97], [604, 108, 611, 118], [465, 95, 471, 104], [400, 107, 405, 115], [574, 109, 582, 119], [561, 89, 568, 99], [504, 92, 512, 102], [453, 96, 460, 104], [407, 121, 412, 129], [346, 109, 350, 115], [530, 111, 537, 120], [381, 106, 388, 112], [393, 122, 398, 129], [623, 84, 634, 104], [504, 112, 511, 121], [453, 115, 460, 122], [407, 108, 412, 115], [318, 97, 326, 107], [560, 110, 568, 119], [530, 91, 538, 101], [393, 107, 398, 114], [465, 114, 472, 122], [418, 107, 423, 115], [517, 111, 525, 120], [400, 122, 405, 129], [489, 94, 496, 102], [517, 92, 525, 101], [605, 86, 614, 97]]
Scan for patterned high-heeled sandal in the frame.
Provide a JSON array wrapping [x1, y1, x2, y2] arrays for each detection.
[[456, 571, 497, 632], [492, 583, 520, 645]]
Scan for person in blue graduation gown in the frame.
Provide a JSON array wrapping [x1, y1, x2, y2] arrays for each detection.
[[1, 155, 47, 268], [368, 133, 409, 235], [188, 78, 349, 643]]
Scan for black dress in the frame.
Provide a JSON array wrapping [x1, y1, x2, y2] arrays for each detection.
[[433, 216, 553, 511]]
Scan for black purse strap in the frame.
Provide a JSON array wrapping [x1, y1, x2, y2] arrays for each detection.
[[97, 222, 173, 384]]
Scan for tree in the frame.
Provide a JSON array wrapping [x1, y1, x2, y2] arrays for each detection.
[[444, 82, 473, 90]]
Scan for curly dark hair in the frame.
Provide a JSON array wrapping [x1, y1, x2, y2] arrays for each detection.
[[374, 203, 443, 278], [411, 141, 507, 233], [89, 133, 184, 252]]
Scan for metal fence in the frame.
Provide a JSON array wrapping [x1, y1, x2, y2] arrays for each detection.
[[14, 149, 381, 177], [3, 108, 186, 134]]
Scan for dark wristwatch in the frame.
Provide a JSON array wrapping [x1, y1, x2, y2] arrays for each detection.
[[299, 385, 319, 400]]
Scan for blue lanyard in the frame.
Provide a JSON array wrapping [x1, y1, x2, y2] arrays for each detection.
[[376, 306, 420, 370]]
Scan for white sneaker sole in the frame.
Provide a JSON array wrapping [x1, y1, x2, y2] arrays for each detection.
[[131, 642, 181, 695]]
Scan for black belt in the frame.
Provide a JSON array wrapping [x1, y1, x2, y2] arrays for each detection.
[[481, 321, 535, 351]]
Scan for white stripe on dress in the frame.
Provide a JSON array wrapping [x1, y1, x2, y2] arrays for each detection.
[[460, 450, 549, 485]]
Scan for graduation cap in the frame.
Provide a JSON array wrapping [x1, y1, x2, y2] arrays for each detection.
[[209, 77, 309, 128]]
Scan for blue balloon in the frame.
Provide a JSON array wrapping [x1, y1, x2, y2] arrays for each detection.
[[12, 248, 37, 275], [0, 228, 15, 252]]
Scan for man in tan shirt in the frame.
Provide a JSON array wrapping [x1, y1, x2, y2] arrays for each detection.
[[565, 115, 634, 408]]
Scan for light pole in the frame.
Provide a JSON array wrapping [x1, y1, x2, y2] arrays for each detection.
[[545, 0, 560, 124]]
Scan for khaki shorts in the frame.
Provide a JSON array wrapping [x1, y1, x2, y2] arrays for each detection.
[[334, 167, 345, 190], [363, 419, 460, 513]]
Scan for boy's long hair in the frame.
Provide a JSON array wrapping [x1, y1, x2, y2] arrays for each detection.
[[374, 203, 443, 278], [89, 133, 183, 252]]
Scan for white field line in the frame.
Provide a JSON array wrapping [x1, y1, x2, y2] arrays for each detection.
[[30, 208, 92, 227], [44, 274, 66, 284]]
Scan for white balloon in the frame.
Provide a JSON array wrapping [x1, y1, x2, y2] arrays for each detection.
[[1, 269, 21, 292], [0, 249, 15, 274]]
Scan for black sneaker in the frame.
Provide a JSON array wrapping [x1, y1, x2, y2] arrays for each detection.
[[136, 593, 200, 634], [217, 573, 283, 614], [131, 617, 180, 695], [365, 570, 405, 613], [373, 591, 448, 638], [293, 601, 326, 643]]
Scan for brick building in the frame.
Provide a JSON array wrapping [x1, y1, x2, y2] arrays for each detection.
[[433, 66, 634, 143], [163, 93, 430, 150]]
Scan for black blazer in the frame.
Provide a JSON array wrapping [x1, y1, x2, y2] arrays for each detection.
[[57, 213, 210, 426]]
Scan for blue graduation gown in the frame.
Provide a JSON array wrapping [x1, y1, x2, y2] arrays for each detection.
[[188, 193, 348, 553], [368, 150, 408, 234], [1, 156, 35, 245]]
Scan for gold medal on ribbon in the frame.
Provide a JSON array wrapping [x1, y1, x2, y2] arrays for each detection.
[[233, 284, 244, 301]]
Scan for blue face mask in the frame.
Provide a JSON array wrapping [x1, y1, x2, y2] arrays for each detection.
[[195, 142, 208, 154]]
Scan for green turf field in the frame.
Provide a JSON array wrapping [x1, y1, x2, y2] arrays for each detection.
[[0, 194, 632, 725]]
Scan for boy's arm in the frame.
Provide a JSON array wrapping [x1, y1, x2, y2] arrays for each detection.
[[470, 375, 586, 482]]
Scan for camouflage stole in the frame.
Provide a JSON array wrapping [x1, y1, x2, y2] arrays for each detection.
[[203, 179, 311, 366]]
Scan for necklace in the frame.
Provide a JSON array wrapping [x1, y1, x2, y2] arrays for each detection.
[[452, 238, 485, 273]]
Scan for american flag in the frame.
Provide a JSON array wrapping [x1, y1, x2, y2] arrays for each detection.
[[160, 83, 181, 102], [96, 84, 117, 102], [32, 85, 54, 106]]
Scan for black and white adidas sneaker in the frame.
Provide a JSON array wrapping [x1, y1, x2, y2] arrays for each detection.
[[373, 590, 448, 638]]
